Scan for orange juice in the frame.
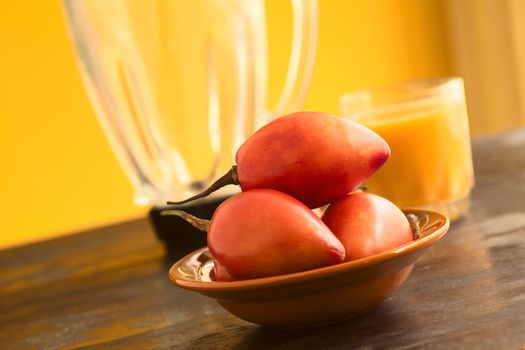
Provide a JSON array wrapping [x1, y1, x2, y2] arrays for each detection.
[[340, 78, 474, 220]]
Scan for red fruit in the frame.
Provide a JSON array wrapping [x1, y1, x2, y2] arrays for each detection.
[[321, 192, 413, 261], [208, 189, 345, 279], [212, 259, 236, 282], [236, 112, 390, 208], [168, 111, 390, 209]]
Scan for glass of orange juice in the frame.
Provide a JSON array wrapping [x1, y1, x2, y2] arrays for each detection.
[[340, 77, 474, 221]]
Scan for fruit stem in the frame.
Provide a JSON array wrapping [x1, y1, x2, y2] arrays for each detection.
[[160, 210, 210, 232], [355, 185, 368, 192], [167, 166, 239, 206]]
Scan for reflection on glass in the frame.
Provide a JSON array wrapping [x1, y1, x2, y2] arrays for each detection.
[[63, 0, 317, 205]]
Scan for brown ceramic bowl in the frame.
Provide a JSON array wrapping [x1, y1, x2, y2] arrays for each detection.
[[169, 209, 449, 328]]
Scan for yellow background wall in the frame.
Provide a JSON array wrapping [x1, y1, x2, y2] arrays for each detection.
[[0, 0, 450, 249]]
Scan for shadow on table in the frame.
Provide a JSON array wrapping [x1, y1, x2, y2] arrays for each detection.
[[231, 300, 420, 349]]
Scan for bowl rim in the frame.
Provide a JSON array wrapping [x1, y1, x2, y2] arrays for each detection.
[[169, 209, 450, 292]]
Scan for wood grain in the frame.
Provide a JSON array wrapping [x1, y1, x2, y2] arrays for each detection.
[[1, 129, 525, 349]]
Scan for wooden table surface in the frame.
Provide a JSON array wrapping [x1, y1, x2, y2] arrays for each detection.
[[1, 129, 525, 350]]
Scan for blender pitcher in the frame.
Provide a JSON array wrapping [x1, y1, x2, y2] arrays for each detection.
[[63, 0, 318, 255]]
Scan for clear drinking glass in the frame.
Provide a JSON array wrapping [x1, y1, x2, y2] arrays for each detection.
[[63, 0, 317, 206], [340, 77, 474, 221]]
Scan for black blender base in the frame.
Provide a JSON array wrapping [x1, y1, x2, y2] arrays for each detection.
[[149, 196, 230, 259]]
